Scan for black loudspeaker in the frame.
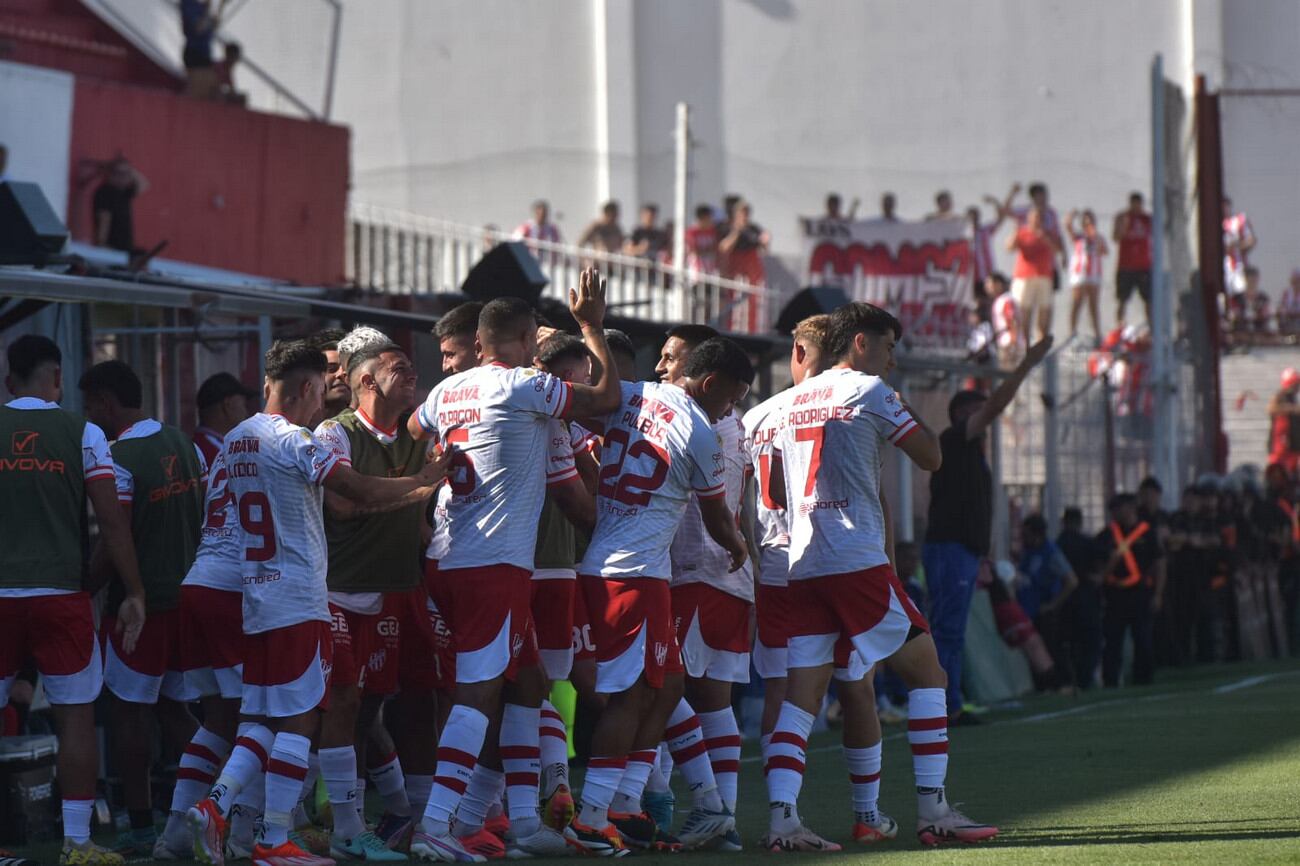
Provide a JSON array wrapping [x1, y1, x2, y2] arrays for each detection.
[[460, 241, 549, 305], [0, 182, 68, 264], [775, 285, 851, 334]]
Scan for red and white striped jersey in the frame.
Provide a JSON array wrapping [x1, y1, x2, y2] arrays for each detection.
[[579, 381, 725, 580], [1279, 286, 1300, 317], [669, 408, 755, 601], [743, 391, 793, 587], [1069, 235, 1106, 285], [774, 368, 917, 581], [416, 363, 572, 571], [223, 413, 342, 633], [513, 220, 562, 246], [183, 449, 241, 593], [992, 293, 1019, 349], [1223, 212, 1254, 293]]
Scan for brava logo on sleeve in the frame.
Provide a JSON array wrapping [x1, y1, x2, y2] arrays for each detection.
[[1, 431, 65, 473]]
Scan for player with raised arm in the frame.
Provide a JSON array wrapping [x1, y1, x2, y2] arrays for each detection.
[[78, 361, 207, 859], [313, 340, 437, 862], [744, 314, 900, 848], [0, 336, 146, 866], [569, 337, 752, 857], [405, 268, 621, 862], [187, 340, 451, 866], [766, 303, 998, 850]]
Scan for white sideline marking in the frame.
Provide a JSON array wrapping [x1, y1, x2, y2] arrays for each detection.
[[1213, 673, 1280, 694]]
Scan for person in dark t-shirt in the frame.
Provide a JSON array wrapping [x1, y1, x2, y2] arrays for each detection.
[[1057, 507, 1103, 688], [92, 158, 148, 254], [1097, 493, 1164, 686], [922, 335, 1052, 720]]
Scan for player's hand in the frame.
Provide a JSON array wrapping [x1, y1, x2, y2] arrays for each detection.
[[1022, 335, 1053, 368], [418, 443, 456, 485], [569, 267, 607, 331], [536, 324, 559, 347], [726, 542, 748, 573], [116, 595, 146, 655]]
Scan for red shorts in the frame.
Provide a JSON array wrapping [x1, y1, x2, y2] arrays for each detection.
[[671, 583, 752, 684], [424, 561, 537, 685], [754, 583, 869, 682], [0, 592, 101, 707], [179, 585, 245, 700], [993, 600, 1037, 648], [571, 577, 596, 663], [786, 565, 929, 670], [241, 620, 333, 718], [531, 575, 576, 681], [328, 602, 379, 692], [364, 587, 442, 695], [580, 575, 682, 693], [102, 607, 192, 704]]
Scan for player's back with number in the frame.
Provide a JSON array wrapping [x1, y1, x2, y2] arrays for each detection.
[[224, 412, 340, 632], [778, 367, 916, 580], [581, 380, 725, 579], [416, 362, 571, 569]]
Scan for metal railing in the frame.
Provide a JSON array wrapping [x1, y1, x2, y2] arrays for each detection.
[[346, 203, 777, 334]]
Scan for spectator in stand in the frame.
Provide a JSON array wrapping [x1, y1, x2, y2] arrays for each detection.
[[180, 0, 225, 99], [1065, 209, 1108, 342], [1113, 192, 1154, 326], [1057, 507, 1103, 688], [1012, 182, 1063, 241], [716, 193, 742, 239], [215, 41, 245, 105], [1098, 492, 1165, 687], [513, 199, 563, 255], [1016, 514, 1079, 687], [922, 335, 1052, 723], [878, 192, 898, 222], [966, 185, 1018, 285], [824, 192, 858, 223], [1222, 196, 1257, 297], [987, 272, 1020, 369], [93, 157, 149, 256], [965, 306, 994, 366], [1235, 266, 1271, 337], [684, 204, 719, 275], [1277, 269, 1300, 336], [624, 203, 668, 262], [926, 190, 957, 221], [1006, 207, 1062, 342], [192, 372, 255, 467], [718, 199, 770, 286], [1268, 368, 1300, 474], [577, 200, 624, 254]]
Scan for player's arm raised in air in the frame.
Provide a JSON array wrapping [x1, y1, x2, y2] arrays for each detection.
[[559, 268, 623, 421], [965, 336, 1052, 440]]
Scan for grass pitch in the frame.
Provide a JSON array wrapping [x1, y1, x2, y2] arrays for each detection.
[[10, 660, 1300, 864]]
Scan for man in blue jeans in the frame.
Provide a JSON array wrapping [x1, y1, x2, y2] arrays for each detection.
[[922, 337, 1051, 723]]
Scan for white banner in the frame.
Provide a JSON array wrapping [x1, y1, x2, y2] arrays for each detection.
[[801, 217, 974, 350]]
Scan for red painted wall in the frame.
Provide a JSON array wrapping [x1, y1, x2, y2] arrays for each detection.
[[68, 77, 350, 286]]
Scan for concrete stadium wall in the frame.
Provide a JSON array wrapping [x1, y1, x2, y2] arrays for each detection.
[[0, 60, 74, 221]]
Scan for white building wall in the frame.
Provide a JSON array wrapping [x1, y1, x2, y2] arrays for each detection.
[[91, 0, 1300, 310], [0, 60, 75, 221]]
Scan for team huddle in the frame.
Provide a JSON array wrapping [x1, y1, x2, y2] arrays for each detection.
[[0, 267, 996, 865]]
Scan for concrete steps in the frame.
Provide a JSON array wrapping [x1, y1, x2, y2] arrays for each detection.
[[1221, 346, 1300, 469]]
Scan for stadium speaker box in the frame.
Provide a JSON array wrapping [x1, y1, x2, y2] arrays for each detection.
[[774, 285, 851, 334], [460, 241, 549, 305], [0, 182, 68, 264]]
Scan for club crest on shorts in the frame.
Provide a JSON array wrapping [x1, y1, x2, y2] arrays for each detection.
[[653, 641, 669, 667], [512, 631, 525, 658]]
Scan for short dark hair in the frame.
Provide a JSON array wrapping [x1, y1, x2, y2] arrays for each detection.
[[1063, 506, 1084, 527], [1022, 513, 1048, 537], [1028, 182, 1047, 197], [1129, 191, 1144, 203], [681, 337, 754, 385], [1245, 265, 1260, 278], [346, 341, 403, 378], [1138, 475, 1162, 493], [264, 339, 327, 382], [640, 203, 658, 215], [79, 360, 143, 409], [6, 334, 61, 383], [435, 302, 484, 340], [986, 271, 1009, 289], [826, 193, 841, 209], [602, 200, 619, 214], [310, 328, 346, 352], [824, 302, 902, 359], [665, 324, 719, 351], [694, 204, 713, 220], [478, 297, 536, 342], [1108, 492, 1137, 512], [605, 328, 636, 363], [948, 389, 988, 425], [537, 333, 591, 371]]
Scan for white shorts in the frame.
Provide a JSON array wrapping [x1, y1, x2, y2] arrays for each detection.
[[1011, 275, 1053, 313]]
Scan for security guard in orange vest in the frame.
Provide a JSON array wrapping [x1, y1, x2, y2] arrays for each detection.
[[1096, 493, 1165, 687]]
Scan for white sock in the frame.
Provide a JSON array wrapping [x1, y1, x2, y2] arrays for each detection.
[[907, 687, 949, 819], [500, 703, 542, 836], [319, 746, 365, 839], [369, 751, 411, 817], [698, 708, 741, 812], [843, 743, 882, 824], [422, 705, 488, 831], [664, 699, 722, 812], [263, 732, 311, 848], [765, 702, 814, 833], [610, 749, 656, 814], [62, 798, 94, 844]]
